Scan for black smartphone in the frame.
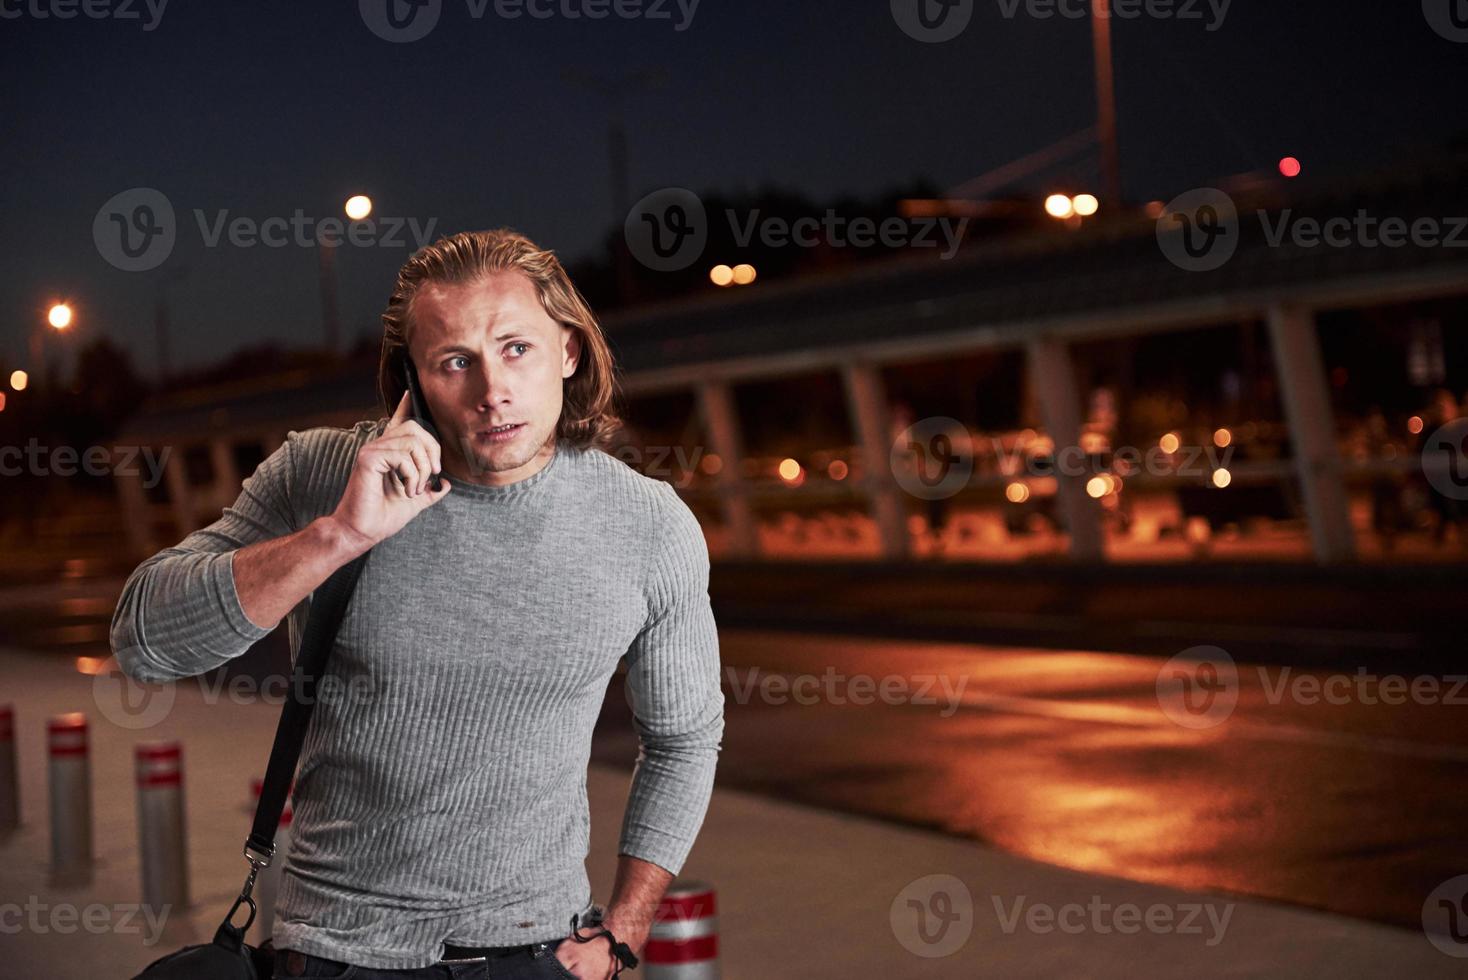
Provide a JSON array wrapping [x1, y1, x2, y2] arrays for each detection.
[[399, 353, 443, 492]]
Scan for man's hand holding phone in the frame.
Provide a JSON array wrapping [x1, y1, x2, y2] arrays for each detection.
[[327, 392, 452, 553]]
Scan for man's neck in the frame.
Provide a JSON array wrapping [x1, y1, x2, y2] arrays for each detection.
[[444, 434, 557, 488]]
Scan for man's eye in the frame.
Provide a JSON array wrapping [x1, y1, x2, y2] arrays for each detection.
[[508, 343, 530, 357], [447, 356, 469, 370]]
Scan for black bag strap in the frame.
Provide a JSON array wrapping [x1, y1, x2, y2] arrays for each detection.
[[242, 550, 370, 872]]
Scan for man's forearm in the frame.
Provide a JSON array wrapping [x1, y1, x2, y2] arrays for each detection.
[[233, 515, 370, 630], [600, 854, 675, 954]]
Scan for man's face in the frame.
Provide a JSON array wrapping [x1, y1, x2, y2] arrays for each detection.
[[406, 270, 580, 486]]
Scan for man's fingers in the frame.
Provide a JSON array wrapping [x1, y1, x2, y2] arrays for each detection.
[[408, 445, 430, 495], [390, 390, 412, 427]]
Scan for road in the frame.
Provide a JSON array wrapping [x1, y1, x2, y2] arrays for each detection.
[[594, 630, 1467, 930], [4, 562, 1463, 932]]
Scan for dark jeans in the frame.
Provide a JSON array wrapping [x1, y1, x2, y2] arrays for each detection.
[[275, 939, 581, 980]]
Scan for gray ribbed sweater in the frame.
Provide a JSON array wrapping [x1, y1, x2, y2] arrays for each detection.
[[110, 419, 725, 968]]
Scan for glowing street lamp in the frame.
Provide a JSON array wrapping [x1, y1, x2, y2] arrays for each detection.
[[344, 195, 373, 220], [48, 303, 73, 329], [1044, 194, 1075, 219], [10, 370, 27, 391]]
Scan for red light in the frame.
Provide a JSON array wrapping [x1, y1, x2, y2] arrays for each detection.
[[1278, 157, 1301, 178]]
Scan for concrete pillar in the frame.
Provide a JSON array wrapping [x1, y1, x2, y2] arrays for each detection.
[[162, 445, 195, 538], [112, 456, 156, 559], [694, 381, 758, 558], [840, 361, 909, 561], [1266, 303, 1355, 563], [1026, 337, 1104, 562]]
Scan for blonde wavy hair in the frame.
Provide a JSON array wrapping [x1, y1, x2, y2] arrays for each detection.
[[377, 228, 624, 450]]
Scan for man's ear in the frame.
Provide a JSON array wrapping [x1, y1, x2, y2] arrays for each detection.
[[562, 325, 581, 379]]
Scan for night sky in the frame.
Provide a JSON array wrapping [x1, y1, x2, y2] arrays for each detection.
[[3, 1, 1464, 377]]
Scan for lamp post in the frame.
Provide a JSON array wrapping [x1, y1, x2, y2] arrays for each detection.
[[1091, 0, 1122, 207], [320, 195, 371, 355], [30, 304, 74, 388]]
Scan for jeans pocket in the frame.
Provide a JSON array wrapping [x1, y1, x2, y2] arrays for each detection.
[[540, 939, 581, 980], [280, 949, 359, 978]]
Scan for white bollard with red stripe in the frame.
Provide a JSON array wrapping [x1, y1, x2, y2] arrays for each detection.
[[135, 742, 190, 911], [645, 880, 720, 979], [249, 776, 293, 941], [0, 705, 18, 835], [47, 712, 93, 878]]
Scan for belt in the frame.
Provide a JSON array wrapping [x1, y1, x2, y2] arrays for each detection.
[[438, 940, 550, 962]]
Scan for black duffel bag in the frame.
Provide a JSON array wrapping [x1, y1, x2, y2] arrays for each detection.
[[131, 551, 370, 979]]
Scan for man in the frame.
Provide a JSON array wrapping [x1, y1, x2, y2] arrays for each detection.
[[111, 228, 725, 979]]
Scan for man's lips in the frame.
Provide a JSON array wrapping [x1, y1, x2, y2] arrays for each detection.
[[474, 423, 526, 441]]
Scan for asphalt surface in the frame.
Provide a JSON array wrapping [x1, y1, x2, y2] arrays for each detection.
[[4, 556, 1463, 931]]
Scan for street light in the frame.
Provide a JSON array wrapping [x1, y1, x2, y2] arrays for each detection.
[[10, 370, 27, 391], [1044, 194, 1075, 219], [318, 195, 370, 353], [48, 303, 73, 329], [345, 195, 373, 220]]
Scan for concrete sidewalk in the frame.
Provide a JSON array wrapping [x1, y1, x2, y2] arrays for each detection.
[[0, 647, 1457, 978]]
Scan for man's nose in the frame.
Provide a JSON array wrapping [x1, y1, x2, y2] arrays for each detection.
[[472, 360, 512, 408]]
